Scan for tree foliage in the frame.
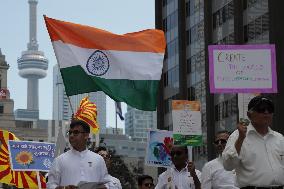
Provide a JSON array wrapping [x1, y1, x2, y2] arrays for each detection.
[[108, 150, 137, 189]]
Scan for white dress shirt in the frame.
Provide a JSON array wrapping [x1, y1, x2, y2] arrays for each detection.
[[201, 157, 239, 189], [47, 148, 109, 189], [222, 124, 284, 187], [155, 166, 201, 189], [105, 174, 122, 189]]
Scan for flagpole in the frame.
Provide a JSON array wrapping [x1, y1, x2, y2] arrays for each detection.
[[67, 96, 74, 116], [115, 110, 118, 134]]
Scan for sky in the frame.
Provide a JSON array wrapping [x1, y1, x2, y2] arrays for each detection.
[[0, 0, 155, 130]]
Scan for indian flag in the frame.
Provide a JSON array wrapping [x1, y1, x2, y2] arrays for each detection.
[[44, 16, 165, 111]]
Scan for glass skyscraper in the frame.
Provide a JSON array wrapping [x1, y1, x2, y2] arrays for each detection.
[[156, 0, 284, 162]]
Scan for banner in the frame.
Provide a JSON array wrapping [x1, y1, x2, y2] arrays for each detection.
[[208, 44, 277, 93], [145, 130, 173, 168], [172, 100, 202, 146], [8, 140, 55, 172]]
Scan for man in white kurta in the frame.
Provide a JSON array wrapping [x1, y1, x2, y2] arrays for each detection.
[[47, 148, 109, 188], [47, 120, 109, 189], [201, 131, 239, 189], [155, 146, 201, 189]]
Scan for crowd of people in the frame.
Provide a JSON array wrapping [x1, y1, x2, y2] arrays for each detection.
[[46, 95, 284, 189]]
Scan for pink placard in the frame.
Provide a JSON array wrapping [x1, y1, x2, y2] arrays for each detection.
[[208, 44, 277, 93]]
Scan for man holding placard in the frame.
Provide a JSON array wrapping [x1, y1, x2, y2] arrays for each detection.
[[155, 145, 201, 189], [222, 96, 284, 188]]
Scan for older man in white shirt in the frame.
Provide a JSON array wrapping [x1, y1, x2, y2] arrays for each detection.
[[201, 131, 239, 189], [155, 145, 201, 189], [47, 120, 109, 189], [222, 96, 284, 189]]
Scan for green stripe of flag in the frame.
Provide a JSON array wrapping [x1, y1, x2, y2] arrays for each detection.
[[60, 66, 160, 111]]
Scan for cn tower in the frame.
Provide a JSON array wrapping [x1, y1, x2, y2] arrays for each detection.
[[17, 0, 48, 111]]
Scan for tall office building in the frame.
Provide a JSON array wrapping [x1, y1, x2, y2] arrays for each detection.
[[125, 106, 156, 142], [53, 65, 107, 131], [156, 0, 284, 161], [16, 0, 48, 120]]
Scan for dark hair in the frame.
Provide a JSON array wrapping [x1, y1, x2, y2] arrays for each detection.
[[171, 145, 188, 157], [247, 95, 274, 112], [216, 130, 231, 136], [70, 119, 90, 133], [95, 146, 107, 153], [138, 175, 153, 186]]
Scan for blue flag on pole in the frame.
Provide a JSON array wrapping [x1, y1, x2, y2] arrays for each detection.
[[115, 102, 124, 120]]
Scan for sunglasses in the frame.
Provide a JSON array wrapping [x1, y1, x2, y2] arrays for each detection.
[[250, 98, 274, 114], [67, 130, 86, 136], [143, 183, 154, 187], [170, 151, 183, 157], [214, 139, 227, 145], [253, 105, 274, 114]]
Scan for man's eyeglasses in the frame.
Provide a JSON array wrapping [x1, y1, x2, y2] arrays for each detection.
[[249, 98, 274, 114], [214, 139, 227, 145], [170, 151, 183, 157], [143, 183, 154, 188], [66, 130, 86, 136], [253, 105, 274, 114]]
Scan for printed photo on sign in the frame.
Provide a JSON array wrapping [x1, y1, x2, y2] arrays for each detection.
[[8, 140, 55, 172], [145, 130, 173, 168]]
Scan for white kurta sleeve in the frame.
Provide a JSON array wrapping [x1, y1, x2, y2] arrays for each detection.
[[155, 172, 168, 189], [222, 130, 241, 171], [201, 164, 212, 189], [47, 158, 61, 189], [104, 175, 122, 189]]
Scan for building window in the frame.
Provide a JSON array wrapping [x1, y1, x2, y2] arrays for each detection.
[[164, 99, 170, 114], [188, 87, 195, 101], [163, 19, 167, 32], [186, 30, 190, 45], [164, 73, 168, 87], [186, 2, 190, 17], [244, 13, 269, 42], [247, 0, 257, 8], [187, 59, 191, 73], [213, 2, 234, 29], [0, 106, 3, 114], [162, 0, 167, 7], [52, 124, 55, 137]]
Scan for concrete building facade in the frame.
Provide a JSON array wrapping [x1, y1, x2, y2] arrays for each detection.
[[125, 106, 157, 142]]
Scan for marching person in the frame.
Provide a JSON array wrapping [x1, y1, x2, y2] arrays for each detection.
[[155, 145, 201, 189], [96, 146, 122, 189], [201, 131, 239, 189], [138, 175, 155, 189], [47, 120, 109, 189], [222, 95, 284, 188]]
